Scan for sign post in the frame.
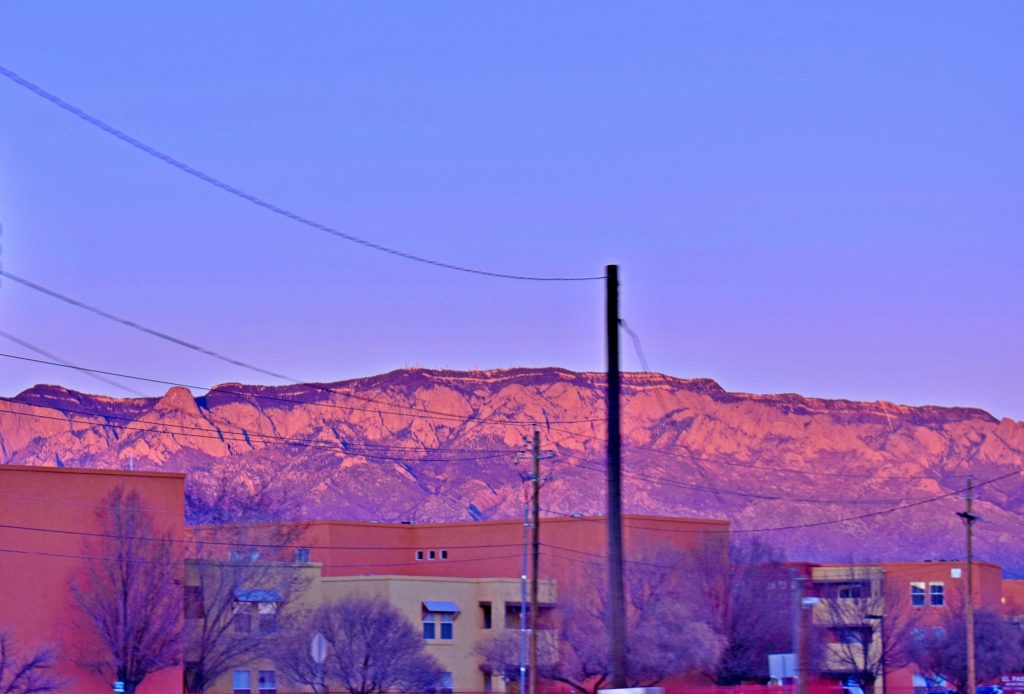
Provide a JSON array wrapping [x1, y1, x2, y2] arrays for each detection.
[[311, 632, 328, 694]]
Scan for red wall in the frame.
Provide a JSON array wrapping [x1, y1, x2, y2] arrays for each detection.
[[0, 464, 185, 694], [240, 514, 729, 583]]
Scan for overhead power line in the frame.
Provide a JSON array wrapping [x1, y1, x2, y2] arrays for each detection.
[[546, 423, 950, 481], [0, 545, 523, 571], [0, 329, 143, 396], [0, 399, 516, 462], [0, 64, 603, 283], [553, 452, 935, 505], [0, 350, 605, 426], [541, 467, 1022, 535], [1, 351, 967, 488]]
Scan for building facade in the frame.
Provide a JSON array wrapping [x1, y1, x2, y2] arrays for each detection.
[[0, 463, 186, 694]]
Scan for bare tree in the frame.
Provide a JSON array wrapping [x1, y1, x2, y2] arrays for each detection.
[[475, 628, 558, 687], [185, 472, 297, 526], [550, 544, 726, 694], [811, 565, 923, 692], [910, 608, 1024, 694], [273, 594, 444, 694], [184, 493, 309, 693], [0, 631, 62, 694], [685, 538, 793, 684], [70, 487, 182, 694]]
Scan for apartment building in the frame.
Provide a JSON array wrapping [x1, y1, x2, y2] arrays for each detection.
[[194, 514, 726, 694], [807, 560, 1004, 694]]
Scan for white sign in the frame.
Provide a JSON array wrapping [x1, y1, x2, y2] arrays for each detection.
[[310, 632, 328, 664], [769, 653, 796, 679]]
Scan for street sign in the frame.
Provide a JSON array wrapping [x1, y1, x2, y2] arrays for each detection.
[[310, 632, 328, 664], [113, 682, 125, 693], [769, 653, 796, 680]]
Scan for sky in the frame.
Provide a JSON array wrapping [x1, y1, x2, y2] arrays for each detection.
[[0, 3, 1021, 419]]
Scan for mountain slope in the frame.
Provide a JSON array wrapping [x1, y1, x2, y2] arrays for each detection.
[[3, 368, 1022, 574]]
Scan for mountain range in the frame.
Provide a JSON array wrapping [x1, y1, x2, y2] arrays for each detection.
[[2, 368, 1022, 575]]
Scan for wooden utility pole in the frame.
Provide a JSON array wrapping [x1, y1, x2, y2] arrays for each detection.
[[606, 264, 627, 688], [958, 477, 978, 694], [529, 429, 541, 694]]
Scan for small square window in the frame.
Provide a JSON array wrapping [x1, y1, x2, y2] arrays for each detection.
[[258, 670, 277, 693], [232, 669, 252, 694], [428, 550, 436, 560], [930, 583, 944, 607], [234, 610, 253, 633], [440, 549, 448, 559], [951, 568, 962, 579], [416, 550, 424, 560], [911, 582, 926, 607], [294, 548, 310, 563]]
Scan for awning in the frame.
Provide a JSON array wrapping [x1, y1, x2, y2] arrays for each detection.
[[422, 600, 460, 613], [235, 588, 283, 603]]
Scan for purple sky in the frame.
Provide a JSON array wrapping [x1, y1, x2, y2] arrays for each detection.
[[1, 3, 1021, 419]]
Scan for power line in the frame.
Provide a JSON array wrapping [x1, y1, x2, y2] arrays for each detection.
[[0, 400, 517, 462], [0, 64, 603, 283], [546, 423, 952, 481], [541, 467, 1023, 535], [553, 452, 935, 505], [0, 329, 144, 396], [0, 545, 523, 571], [0, 519, 530, 552], [0, 343, 605, 427]]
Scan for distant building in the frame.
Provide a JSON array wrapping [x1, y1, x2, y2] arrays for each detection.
[[806, 560, 1004, 694]]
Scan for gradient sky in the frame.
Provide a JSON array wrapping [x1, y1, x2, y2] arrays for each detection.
[[0, 3, 1021, 418]]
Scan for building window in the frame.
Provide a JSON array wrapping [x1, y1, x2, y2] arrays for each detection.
[[234, 610, 253, 634], [229, 549, 261, 562], [294, 547, 310, 563], [911, 582, 926, 607], [440, 672, 454, 694], [423, 610, 456, 640], [416, 550, 424, 561], [185, 586, 205, 619], [480, 602, 492, 629], [258, 602, 278, 633], [258, 670, 277, 693], [441, 549, 448, 559], [834, 581, 870, 599], [834, 626, 871, 645], [232, 669, 251, 694], [428, 550, 436, 560], [930, 582, 945, 607]]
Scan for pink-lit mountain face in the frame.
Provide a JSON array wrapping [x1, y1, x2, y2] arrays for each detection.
[[3, 368, 1023, 574]]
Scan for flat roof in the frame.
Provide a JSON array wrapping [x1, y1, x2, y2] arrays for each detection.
[[292, 514, 730, 530], [0, 463, 185, 480]]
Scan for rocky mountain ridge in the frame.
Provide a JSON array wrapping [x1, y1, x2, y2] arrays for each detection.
[[3, 367, 1022, 574]]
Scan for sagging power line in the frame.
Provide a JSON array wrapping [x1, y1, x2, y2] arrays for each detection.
[[0, 64, 603, 283]]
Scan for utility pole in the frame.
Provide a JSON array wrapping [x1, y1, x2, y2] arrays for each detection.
[[529, 429, 541, 694], [606, 264, 627, 688], [520, 497, 529, 694], [792, 571, 809, 694], [957, 477, 978, 694]]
